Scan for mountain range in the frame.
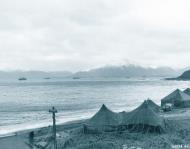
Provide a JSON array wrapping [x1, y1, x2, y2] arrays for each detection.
[[72, 65, 180, 78], [0, 71, 72, 79], [0, 65, 185, 79]]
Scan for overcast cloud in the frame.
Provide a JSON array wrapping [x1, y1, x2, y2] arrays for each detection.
[[1, 0, 190, 72]]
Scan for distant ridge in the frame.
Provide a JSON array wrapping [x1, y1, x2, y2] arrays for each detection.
[[0, 65, 183, 79], [0, 71, 72, 79], [72, 65, 178, 78]]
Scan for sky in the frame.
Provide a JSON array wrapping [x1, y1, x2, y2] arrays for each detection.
[[1, 0, 190, 72]]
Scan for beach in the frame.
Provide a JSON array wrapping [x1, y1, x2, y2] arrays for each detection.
[[0, 135, 30, 149], [0, 108, 190, 149], [0, 119, 86, 149]]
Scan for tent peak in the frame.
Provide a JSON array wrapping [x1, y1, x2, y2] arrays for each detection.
[[88, 104, 118, 126], [141, 100, 149, 108], [184, 88, 190, 95], [101, 104, 108, 110], [175, 88, 181, 91], [184, 88, 190, 92]]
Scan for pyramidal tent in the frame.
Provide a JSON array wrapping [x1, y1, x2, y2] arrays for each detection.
[[121, 100, 165, 133], [88, 104, 118, 126], [161, 89, 190, 107], [118, 111, 128, 123], [146, 98, 160, 113], [183, 88, 190, 96]]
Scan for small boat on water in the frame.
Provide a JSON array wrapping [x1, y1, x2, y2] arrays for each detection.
[[18, 77, 27, 81], [44, 77, 51, 80], [72, 77, 80, 80]]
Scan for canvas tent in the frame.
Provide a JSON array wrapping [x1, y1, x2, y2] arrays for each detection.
[[161, 89, 190, 108], [146, 98, 160, 113], [120, 100, 165, 133], [118, 111, 128, 124], [88, 104, 119, 127], [183, 88, 190, 96]]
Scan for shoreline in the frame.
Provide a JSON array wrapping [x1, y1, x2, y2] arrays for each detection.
[[1, 107, 190, 139], [0, 118, 87, 149], [0, 108, 190, 149], [0, 118, 87, 139]]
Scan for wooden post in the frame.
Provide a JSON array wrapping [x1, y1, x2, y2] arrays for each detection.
[[49, 107, 58, 149]]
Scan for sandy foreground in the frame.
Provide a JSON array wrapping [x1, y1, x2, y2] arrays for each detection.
[[0, 108, 190, 149]]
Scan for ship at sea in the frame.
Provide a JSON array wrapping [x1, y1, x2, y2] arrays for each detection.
[[72, 77, 80, 80], [18, 77, 27, 81]]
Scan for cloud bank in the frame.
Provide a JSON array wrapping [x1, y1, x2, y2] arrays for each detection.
[[1, 0, 190, 71]]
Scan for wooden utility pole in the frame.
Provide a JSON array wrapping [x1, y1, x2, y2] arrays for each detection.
[[49, 106, 58, 149]]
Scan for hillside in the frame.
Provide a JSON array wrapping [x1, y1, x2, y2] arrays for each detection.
[[176, 70, 190, 80]]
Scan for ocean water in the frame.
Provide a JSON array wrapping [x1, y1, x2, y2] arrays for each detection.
[[0, 77, 190, 136]]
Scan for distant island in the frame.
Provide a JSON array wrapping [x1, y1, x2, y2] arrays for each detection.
[[166, 69, 190, 80]]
